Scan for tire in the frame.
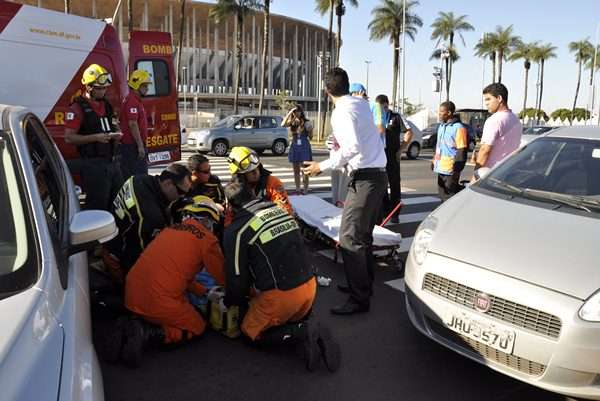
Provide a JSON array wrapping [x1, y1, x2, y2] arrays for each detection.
[[272, 139, 287, 155], [212, 140, 228, 157], [406, 142, 420, 160]]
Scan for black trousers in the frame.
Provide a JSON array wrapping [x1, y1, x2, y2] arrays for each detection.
[[437, 171, 463, 202], [339, 170, 388, 306], [76, 158, 124, 211], [118, 144, 148, 180], [383, 146, 401, 218]]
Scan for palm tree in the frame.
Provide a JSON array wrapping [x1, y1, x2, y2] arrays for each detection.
[[531, 43, 557, 123], [569, 39, 594, 123], [368, 0, 422, 109], [334, 0, 359, 65], [64, 0, 70, 13], [430, 11, 474, 101], [474, 34, 496, 82], [257, 0, 271, 115], [315, 0, 335, 67], [490, 25, 520, 83], [585, 45, 600, 86], [509, 40, 538, 116], [210, 0, 261, 114]]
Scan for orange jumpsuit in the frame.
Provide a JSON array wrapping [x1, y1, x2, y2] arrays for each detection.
[[125, 218, 225, 343]]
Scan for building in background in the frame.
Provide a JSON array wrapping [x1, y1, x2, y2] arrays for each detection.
[[15, 0, 332, 119]]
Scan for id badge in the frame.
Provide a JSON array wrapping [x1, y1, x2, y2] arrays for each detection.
[[297, 139, 302, 146]]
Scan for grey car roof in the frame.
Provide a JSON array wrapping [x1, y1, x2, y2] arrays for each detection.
[[545, 125, 600, 140]]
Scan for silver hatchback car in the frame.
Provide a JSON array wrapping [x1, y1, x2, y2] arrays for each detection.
[[406, 126, 600, 400], [0, 105, 117, 401], [187, 115, 289, 156]]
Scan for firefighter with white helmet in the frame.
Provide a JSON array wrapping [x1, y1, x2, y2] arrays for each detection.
[[65, 63, 123, 211], [119, 69, 153, 179], [110, 195, 225, 367]]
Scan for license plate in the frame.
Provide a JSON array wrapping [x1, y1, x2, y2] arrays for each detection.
[[444, 310, 516, 354], [148, 151, 171, 163]]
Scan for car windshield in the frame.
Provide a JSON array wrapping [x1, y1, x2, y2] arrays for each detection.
[[479, 136, 600, 213], [213, 116, 238, 128], [0, 135, 32, 297]]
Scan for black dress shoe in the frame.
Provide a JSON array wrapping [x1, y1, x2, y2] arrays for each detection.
[[330, 300, 370, 315]]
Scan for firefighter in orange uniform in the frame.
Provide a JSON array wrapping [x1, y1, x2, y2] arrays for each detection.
[[110, 196, 225, 367], [224, 146, 292, 225]]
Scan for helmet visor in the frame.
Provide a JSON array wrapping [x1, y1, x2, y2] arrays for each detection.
[[228, 151, 259, 174], [94, 73, 112, 87]]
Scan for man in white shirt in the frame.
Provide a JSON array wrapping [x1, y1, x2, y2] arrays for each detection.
[[303, 68, 387, 315]]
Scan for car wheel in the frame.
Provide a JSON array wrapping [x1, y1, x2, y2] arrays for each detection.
[[212, 140, 228, 157], [406, 142, 420, 159], [272, 139, 287, 155]]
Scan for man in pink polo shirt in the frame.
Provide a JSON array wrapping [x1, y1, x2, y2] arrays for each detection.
[[474, 83, 522, 176]]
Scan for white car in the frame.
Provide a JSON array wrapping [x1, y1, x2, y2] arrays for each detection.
[[405, 126, 600, 400], [0, 105, 117, 401]]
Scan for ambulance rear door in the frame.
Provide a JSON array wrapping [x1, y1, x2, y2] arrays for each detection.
[[128, 31, 181, 165]]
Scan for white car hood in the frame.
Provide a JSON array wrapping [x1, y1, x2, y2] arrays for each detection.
[[428, 188, 600, 300]]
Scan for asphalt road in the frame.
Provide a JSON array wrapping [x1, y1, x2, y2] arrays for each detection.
[[96, 147, 576, 401]]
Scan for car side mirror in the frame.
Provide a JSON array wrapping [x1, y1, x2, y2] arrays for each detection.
[[68, 210, 118, 256]]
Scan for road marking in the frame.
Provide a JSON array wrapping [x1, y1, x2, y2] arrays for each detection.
[[399, 212, 431, 224], [400, 196, 440, 205], [385, 278, 405, 293]]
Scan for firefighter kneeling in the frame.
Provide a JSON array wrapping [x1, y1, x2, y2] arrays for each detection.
[[223, 178, 341, 372], [109, 196, 225, 367]]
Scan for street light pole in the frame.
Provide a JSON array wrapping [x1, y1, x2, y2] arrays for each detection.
[[183, 66, 187, 121], [400, 0, 406, 114], [365, 60, 371, 94], [317, 52, 323, 141]]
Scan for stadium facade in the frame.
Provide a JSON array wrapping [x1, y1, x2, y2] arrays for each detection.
[[16, 0, 333, 112]]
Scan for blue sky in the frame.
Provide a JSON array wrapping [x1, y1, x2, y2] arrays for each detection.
[[235, 0, 600, 114]]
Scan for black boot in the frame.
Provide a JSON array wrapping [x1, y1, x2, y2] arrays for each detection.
[[101, 316, 127, 363], [256, 322, 320, 372], [121, 318, 165, 368], [317, 325, 342, 372]]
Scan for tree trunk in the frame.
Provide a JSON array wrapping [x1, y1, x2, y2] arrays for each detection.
[[534, 62, 542, 120], [497, 50, 503, 83], [176, 0, 186, 87], [327, 0, 334, 67], [258, 0, 270, 115], [64, 0, 70, 13], [491, 53, 496, 83], [336, 6, 342, 66], [571, 59, 582, 125], [233, 12, 243, 114], [127, 0, 133, 36], [446, 32, 453, 102], [392, 34, 399, 110], [522, 64, 529, 118], [537, 59, 545, 124]]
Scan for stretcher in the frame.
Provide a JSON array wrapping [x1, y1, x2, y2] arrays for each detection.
[[289, 195, 403, 264]]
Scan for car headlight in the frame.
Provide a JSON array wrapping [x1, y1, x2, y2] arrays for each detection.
[[410, 216, 437, 266], [579, 290, 600, 322]]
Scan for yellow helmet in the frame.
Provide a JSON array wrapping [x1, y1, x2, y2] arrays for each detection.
[[228, 146, 260, 175], [177, 195, 221, 223], [128, 69, 152, 90], [81, 64, 112, 87]]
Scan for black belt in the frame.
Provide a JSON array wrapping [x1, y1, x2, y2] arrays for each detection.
[[350, 167, 386, 181]]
